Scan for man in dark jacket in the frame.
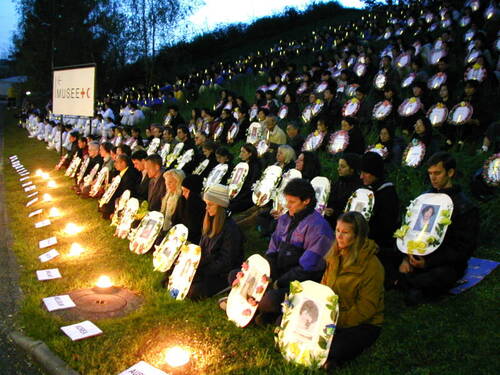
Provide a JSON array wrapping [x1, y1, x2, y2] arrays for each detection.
[[131, 150, 149, 202], [145, 154, 166, 211], [361, 152, 400, 250], [398, 152, 479, 305], [100, 154, 141, 219], [286, 122, 304, 156]]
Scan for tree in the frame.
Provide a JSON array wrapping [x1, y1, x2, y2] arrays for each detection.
[[12, 0, 128, 94], [123, 0, 204, 84]]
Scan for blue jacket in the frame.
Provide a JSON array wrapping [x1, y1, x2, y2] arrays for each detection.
[[266, 208, 334, 288]]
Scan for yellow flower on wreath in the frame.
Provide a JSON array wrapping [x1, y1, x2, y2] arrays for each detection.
[[407, 240, 427, 255]]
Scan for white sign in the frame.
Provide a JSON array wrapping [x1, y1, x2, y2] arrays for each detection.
[[27, 191, 38, 198], [28, 209, 43, 217], [35, 219, 51, 228], [20, 172, 30, 176], [118, 361, 168, 375], [22, 181, 33, 187], [24, 185, 36, 192], [53, 66, 95, 117], [9, 155, 18, 160], [39, 237, 57, 249], [19, 176, 30, 182], [39, 249, 59, 263], [36, 268, 62, 281], [26, 197, 38, 207], [60, 320, 103, 341], [43, 295, 76, 312]]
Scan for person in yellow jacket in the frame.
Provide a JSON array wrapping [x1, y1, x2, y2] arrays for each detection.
[[321, 211, 384, 368]]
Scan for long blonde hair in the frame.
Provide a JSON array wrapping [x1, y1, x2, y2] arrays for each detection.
[[202, 205, 226, 238], [331, 211, 369, 267]]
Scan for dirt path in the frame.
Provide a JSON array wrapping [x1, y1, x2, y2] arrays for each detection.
[[0, 104, 43, 374]]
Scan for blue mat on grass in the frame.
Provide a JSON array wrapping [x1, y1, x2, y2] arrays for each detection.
[[449, 257, 499, 295]]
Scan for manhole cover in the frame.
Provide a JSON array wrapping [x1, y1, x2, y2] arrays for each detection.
[[49, 287, 143, 321], [75, 293, 127, 313]]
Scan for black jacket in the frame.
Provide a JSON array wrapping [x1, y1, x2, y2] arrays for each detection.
[[368, 179, 400, 249], [228, 158, 262, 214], [327, 174, 362, 226], [136, 172, 150, 202], [197, 218, 244, 277], [147, 174, 166, 212], [172, 194, 206, 244], [424, 185, 479, 276], [344, 127, 366, 155]]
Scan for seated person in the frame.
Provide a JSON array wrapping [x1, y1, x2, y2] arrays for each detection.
[[160, 169, 185, 232], [410, 117, 439, 161], [229, 144, 262, 215], [286, 121, 304, 155], [360, 152, 400, 252], [171, 175, 206, 244], [321, 211, 384, 368], [228, 178, 334, 324], [325, 153, 362, 227], [145, 154, 166, 211], [295, 151, 321, 181], [186, 184, 244, 299], [275, 145, 296, 172], [262, 116, 287, 167], [75, 141, 102, 193], [214, 146, 234, 185], [397, 152, 479, 305], [378, 126, 405, 166], [131, 150, 149, 202], [341, 117, 365, 155], [197, 140, 218, 178], [99, 154, 141, 220]]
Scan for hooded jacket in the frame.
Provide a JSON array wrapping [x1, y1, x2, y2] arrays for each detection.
[[321, 238, 384, 328]]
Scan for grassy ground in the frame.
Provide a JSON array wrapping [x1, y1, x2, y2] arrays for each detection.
[[3, 110, 500, 374]]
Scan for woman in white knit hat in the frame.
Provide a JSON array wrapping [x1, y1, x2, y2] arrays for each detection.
[[186, 184, 244, 299]]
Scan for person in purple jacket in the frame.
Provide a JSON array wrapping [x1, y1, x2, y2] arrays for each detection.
[[240, 178, 334, 324]]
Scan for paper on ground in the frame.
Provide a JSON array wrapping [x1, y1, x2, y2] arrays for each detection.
[[28, 209, 43, 217], [35, 219, 51, 228], [60, 321, 103, 341], [43, 295, 76, 312], [27, 197, 38, 207], [39, 249, 59, 262], [36, 268, 62, 281], [39, 237, 57, 249]]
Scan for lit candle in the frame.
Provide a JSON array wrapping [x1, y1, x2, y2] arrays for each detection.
[[164, 346, 190, 367], [68, 243, 84, 257]]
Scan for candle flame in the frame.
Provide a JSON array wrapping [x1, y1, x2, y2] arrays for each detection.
[[164, 346, 190, 367]]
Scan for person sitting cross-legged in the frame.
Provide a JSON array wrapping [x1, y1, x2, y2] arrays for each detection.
[[397, 152, 479, 306]]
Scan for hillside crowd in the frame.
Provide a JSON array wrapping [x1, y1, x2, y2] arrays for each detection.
[[18, 0, 498, 369]]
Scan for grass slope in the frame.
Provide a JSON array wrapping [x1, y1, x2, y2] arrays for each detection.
[[3, 112, 500, 374]]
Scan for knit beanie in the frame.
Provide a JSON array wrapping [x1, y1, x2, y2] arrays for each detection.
[[361, 152, 384, 178], [203, 184, 229, 208], [182, 174, 203, 195]]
